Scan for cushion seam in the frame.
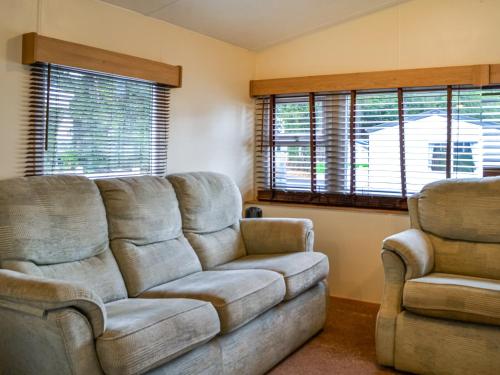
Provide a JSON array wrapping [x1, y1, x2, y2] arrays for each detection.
[[407, 279, 500, 293], [99, 303, 212, 341], [404, 305, 500, 320], [111, 235, 185, 248], [217, 254, 324, 278], [211, 276, 283, 308], [285, 256, 325, 278]]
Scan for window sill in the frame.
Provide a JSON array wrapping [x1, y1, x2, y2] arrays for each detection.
[[245, 199, 409, 215], [255, 190, 408, 212]]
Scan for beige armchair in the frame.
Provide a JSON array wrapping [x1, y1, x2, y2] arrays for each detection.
[[376, 177, 500, 375]]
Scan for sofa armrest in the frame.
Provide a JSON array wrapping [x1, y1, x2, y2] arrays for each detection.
[[382, 229, 434, 280], [0, 269, 106, 338], [240, 218, 314, 254]]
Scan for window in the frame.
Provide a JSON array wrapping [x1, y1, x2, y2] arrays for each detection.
[[429, 142, 477, 173], [255, 86, 500, 210], [27, 63, 170, 178]]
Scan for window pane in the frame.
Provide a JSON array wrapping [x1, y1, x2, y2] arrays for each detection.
[[315, 93, 350, 194], [274, 96, 311, 191], [481, 87, 500, 172], [28, 64, 169, 178], [403, 89, 448, 193], [453, 142, 476, 173], [355, 91, 401, 196], [451, 88, 482, 178]]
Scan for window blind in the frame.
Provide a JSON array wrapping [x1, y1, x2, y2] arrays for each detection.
[[27, 63, 170, 178], [255, 85, 500, 210]]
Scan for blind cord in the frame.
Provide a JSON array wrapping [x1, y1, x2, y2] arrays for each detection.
[[44, 63, 51, 151]]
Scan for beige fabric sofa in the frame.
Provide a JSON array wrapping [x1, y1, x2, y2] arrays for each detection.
[[0, 172, 329, 375], [376, 177, 500, 375]]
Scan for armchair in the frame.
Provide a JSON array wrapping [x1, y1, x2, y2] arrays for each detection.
[[376, 178, 500, 375]]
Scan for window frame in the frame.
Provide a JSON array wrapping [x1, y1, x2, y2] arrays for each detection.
[[255, 85, 500, 211]]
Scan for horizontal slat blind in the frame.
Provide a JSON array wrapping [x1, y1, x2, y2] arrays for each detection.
[[256, 85, 500, 210], [481, 87, 500, 174], [274, 95, 311, 191], [354, 91, 400, 197], [403, 88, 449, 193], [255, 96, 270, 191], [315, 93, 350, 194], [28, 63, 169, 178]]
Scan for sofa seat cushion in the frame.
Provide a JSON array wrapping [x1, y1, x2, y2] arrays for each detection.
[[214, 252, 329, 300], [140, 270, 286, 334], [97, 298, 220, 375], [403, 273, 500, 326]]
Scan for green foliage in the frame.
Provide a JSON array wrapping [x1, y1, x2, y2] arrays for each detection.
[[46, 68, 154, 175]]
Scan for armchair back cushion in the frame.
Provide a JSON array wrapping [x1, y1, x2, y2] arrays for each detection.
[[416, 177, 500, 242], [168, 172, 246, 269], [411, 177, 500, 280], [97, 177, 202, 296], [0, 176, 127, 303], [428, 234, 500, 280]]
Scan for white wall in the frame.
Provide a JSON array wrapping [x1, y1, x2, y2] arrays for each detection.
[[253, 0, 500, 303], [255, 0, 500, 78], [0, 0, 256, 198], [246, 203, 409, 303]]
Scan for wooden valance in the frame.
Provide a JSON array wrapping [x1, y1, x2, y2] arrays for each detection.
[[250, 64, 500, 96], [22, 32, 182, 87]]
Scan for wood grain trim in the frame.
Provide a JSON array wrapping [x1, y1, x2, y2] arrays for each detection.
[[349, 90, 356, 195], [445, 86, 452, 179], [250, 64, 500, 96], [245, 199, 409, 215], [472, 64, 490, 86], [308, 92, 316, 193], [490, 64, 500, 84], [22, 32, 182, 87], [257, 189, 408, 211], [397, 88, 407, 197]]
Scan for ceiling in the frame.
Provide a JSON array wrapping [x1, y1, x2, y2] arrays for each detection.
[[102, 0, 407, 51]]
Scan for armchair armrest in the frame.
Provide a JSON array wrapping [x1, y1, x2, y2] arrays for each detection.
[[376, 229, 433, 366], [0, 269, 106, 338], [240, 218, 314, 254], [382, 228, 434, 280]]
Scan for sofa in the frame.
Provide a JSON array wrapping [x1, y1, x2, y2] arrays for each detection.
[[376, 177, 500, 374], [0, 172, 329, 375]]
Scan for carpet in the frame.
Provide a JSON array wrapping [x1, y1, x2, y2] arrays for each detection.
[[268, 297, 403, 374]]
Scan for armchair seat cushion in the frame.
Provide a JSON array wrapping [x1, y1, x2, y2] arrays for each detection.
[[97, 298, 219, 375], [403, 273, 500, 327], [140, 270, 286, 334], [214, 252, 329, 300]]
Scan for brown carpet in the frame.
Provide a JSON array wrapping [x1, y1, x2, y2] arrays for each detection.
[[268, 297, 404, 375]]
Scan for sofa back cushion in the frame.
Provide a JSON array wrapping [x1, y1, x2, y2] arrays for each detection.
[[414, 177, 500, 243], [96, 177, 202, 296], [0, 176, 127, 302], [168, 172, 246, 268]]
